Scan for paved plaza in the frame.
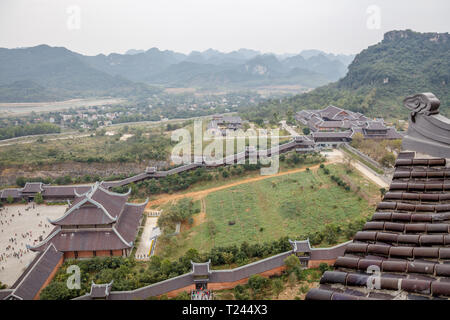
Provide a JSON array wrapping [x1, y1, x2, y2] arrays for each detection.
[[0, 204, 66, 286]]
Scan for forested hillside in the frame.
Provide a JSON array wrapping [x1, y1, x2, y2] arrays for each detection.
[[0, 45, 352, 102], [0, 45, 162, 102], [241, 30, 449, 121]]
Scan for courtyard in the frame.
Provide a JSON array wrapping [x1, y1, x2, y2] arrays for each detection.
[[0, 204, 66, 286]]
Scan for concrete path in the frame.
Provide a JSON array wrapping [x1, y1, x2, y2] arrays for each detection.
[[280, 120, 300, 137], [351, 160, 390, 189], [134, 216, 158, 260], [329, 149, 389, 189]]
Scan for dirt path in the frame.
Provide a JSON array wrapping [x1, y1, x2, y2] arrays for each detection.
[[146, 148, 387, 209], [146, 162, 332, 209]]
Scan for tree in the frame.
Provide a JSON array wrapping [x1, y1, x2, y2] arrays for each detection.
[[40, 282, 74, 300], [174, 291, 190, 300], [286, 108, 295, 125], [351, 132, 364, 148], [302, 127, 310, 135], [248, 274, 270, 298], [272, 278, 284, 299], [319, 262, 332, 274], [34, 192, 44, 204], [323, 224, 341, 244], [207, 221, 217, 238], [7, 196, 13, 204], [96, 128, 106, 136], [380, 152, 396, 167], [288, 272, 297, 289], [222, 252, 234, 265], [284, 254, 300, 273], [16, 176, 26, 187]]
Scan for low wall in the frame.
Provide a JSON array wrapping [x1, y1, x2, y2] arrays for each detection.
[[342, 144, 384, 170], [74, 242, 351, 300], [307, 259, 336, 269], [107, 251, 292, 300], [207, 265, 286, 292]]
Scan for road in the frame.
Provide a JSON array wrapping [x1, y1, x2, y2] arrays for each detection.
[[280, 120, 300, 137], [330, 149, 389, 189], [351, 159, 390, 189]]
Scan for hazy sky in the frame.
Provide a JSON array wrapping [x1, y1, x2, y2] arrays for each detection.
[[1, 0, 449, 56]]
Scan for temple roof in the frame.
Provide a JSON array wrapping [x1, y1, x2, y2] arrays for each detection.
[[89, 281, 113, 298], [42, 185, 91, 198], [1, 244, 63, 300], [191, 260, 211, 276], [21, 182, 44, 193], [29, 182, 147, 253], [312, 131, 353, 138], [49, 182, 129, 226], [29, 228, 132, 252], [289, 239, 312, 252], [307, 152, 450, 300]]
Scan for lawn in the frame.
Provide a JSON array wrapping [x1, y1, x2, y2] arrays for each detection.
[[160, 163, 378, 258]]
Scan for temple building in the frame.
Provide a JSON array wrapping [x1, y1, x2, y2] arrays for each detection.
[[27, 182, 147, 259], [296, 105, 402, 140], [208, 115, 243, 135], [307, 92, 450, 300]]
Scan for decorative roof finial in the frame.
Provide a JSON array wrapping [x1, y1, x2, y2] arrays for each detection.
[[403, 92, 440, 123]]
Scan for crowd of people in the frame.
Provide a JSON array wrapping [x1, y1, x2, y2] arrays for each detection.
[[0, 205, 52, 272], [191, 289, 214, 300]]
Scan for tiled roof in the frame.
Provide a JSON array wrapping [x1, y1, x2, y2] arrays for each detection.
[[115, 202, 147, 243], [21, 182, 44, 193], [364, 121, 387, 130], [30, 183, 146, 253], [295, 106, 401, 139], [0, 188, 21, 199], [289, 239, 312, 252], [42, 185, 91, 197], [51, 205, 116, 226], [307, 153, 450, 300], [1, 244, 63, 300], [90, 186, 128, 219], [89, 281, 113, 298], [31, 229, 132, 252], [191, 261, 211, 276], [317, 120, 344, 128], [312, 131, 353, 138]]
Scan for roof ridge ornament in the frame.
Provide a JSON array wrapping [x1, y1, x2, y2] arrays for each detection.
[[403, 92, 440, 123], [402, 92, 450, 159]]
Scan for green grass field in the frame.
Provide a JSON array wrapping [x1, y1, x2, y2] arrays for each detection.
[[161, 163, 378, 258]]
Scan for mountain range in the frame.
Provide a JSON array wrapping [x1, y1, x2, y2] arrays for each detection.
[[241, 30, 450, 120], [0, 45, 354, 102]]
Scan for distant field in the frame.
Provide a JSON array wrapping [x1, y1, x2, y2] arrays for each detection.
[[161, 163, 378, 258], [0, 98, 125, 116], [0, 127, 171, 167]]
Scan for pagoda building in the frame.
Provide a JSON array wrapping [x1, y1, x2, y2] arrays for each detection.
[[28, 182, 147, 259]]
